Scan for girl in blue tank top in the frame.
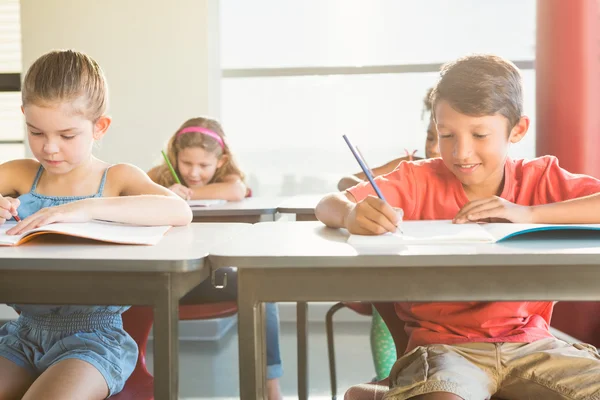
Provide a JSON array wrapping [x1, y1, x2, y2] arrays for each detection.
[[0, 50, 192, 399]]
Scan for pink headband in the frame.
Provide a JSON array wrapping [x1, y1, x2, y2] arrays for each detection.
[[176, 127, 224, 148]]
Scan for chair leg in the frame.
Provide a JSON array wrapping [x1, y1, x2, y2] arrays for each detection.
[[326, 302, 347, 400]]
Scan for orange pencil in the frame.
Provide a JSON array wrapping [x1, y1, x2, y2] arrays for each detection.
[[12, 206, 20, 222]]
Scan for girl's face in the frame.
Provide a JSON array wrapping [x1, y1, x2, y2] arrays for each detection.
[[23, 101, 109, 173], [177, 147, 224, 188]]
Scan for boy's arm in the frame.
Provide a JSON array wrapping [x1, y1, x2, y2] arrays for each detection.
[[531, 156, 600, 223], [531, 193, 600, 224], [315, 192, 357, 228], [316, 191, 399, 234], [454, 193, 600, 225], [337, 176, 363, 191], [337, 156, 412, 191], [456, 158, 600, 224]]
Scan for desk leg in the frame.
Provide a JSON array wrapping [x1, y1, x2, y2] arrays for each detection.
[[153, 281, 179, 400], [297, 301, 309, 400], [238, 278, 267, 399]]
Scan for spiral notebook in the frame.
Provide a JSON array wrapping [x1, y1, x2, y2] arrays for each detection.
[[0, 221, 171, 246], [347, 220, 600, 247]]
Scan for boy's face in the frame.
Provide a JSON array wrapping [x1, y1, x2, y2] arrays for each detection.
[[435, 100, 527, 196]]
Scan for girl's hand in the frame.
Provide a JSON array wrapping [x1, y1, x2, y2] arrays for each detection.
[[6, 200, 92, 235], [344, 196, 400, 235], [168, 184, 193, 200], [454, 196, 533, 224], [0, 195, 20, 225]]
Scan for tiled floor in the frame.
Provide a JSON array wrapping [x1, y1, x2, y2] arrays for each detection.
[[147, 320, 375, 399]]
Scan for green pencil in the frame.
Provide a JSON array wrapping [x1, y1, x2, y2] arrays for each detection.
[[161, 150, 181, 184]]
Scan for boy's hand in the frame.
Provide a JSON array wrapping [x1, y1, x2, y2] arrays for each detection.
[[6, 201, 91, 235], [0, 195, 20, 225], [168, 184, 193, 200], [454, 196, 533, 224], [344, 196, 400, 235]]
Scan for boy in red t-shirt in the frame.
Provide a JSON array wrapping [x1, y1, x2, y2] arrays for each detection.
[[317, 54, 600, 400]]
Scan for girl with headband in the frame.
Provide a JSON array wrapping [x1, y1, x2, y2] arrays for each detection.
[[148, 117, 248, 201], [148, 116, 284, 399]]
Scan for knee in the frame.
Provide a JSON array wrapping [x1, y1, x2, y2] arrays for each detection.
[[344, 383, 387, 400]]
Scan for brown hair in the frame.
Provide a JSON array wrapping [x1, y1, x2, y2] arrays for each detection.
[[150, 117, 245, 188], [22, 49, 108, 121], [430, 54, 523, 128]]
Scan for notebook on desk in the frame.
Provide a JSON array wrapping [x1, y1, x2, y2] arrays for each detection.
[[187, 199, 227, 208], [347, 220, 600, 246], [0, 221, 171, 246]]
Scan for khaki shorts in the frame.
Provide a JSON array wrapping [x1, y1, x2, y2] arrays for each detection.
[[384, 338, 600, 400]]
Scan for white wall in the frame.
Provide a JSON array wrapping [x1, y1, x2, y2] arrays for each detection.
[[20, 0, 220, 171]]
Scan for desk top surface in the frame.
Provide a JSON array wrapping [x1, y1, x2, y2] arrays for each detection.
[[0, 223, 249, 272]]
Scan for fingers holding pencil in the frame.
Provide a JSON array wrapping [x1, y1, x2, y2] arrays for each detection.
[[345, 196, 400, 235], [0, 196, 20, 224], [342, 134, 404, 235]]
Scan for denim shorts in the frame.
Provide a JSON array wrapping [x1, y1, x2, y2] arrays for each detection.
[[0, 312, 137, 396]]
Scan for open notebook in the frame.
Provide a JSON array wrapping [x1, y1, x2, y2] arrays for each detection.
[[187, 199, 227, 207], [347, 220, 600, 246], [0, 221, 171, 246]]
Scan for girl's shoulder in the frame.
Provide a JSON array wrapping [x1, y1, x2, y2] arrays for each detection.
[[0, 159, 42, 195], [2, 158, 40, 169], [106, 163, 148, 181], [103, 163, 160, 196]]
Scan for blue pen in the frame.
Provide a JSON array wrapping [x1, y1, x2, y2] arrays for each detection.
[[343, 135, 403, 234], [356, 146, 375, 179], [342, 135, 387, 201]]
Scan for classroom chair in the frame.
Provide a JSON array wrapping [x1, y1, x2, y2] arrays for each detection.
[[342, 303, 406, 400], [112, 306, 154, 400], [115, 302, 238, 400], [326, 301, 374, 399]]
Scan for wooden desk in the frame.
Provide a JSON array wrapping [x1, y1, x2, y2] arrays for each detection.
[[209, 221, 600, 400], [0, 223, 249, 400], [191, 197, 282, 223]]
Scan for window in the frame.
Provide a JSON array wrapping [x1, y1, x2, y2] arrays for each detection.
[[221, 0, 537, 196], [0, 0, 24, 162]]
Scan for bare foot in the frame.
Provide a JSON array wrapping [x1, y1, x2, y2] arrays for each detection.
[[267, 378, 283, 400]]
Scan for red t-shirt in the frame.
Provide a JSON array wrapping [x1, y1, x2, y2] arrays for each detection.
[[348, 156, 600, 351]]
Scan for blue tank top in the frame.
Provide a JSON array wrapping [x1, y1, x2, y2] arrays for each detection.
[[11, 166, 129, 316]]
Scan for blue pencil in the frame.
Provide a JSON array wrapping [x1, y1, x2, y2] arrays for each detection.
[[342, 135, 387, 202]]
